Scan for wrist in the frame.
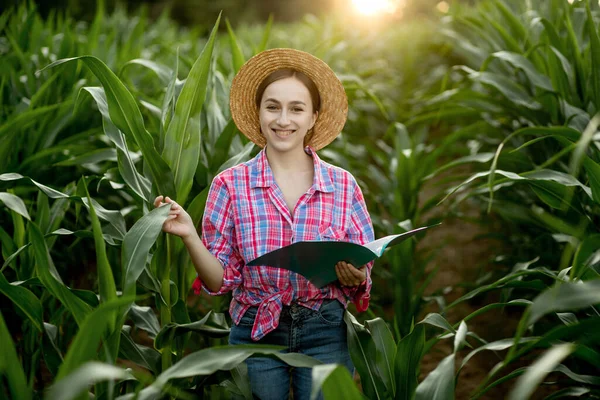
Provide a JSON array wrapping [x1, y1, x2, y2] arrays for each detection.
[[182, 230, 200, 246]]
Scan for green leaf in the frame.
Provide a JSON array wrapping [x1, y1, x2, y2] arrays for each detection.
[[257, 13, 273, 52], [128, 304, 160, 338], [30, 222, 91, 325], [55, 296, 135, 382], [136, 345, 321, 399], [468, 71, 541, 110], [154, 310, 230, 349], [420, 313, 456, 334], [585, 2, 600, 112], [120, 58, 172, 85], [415, 354, 455, 400], [310, 364, 363, 400], [508, 344, 576, 400], [41, 56, 176, 198], [570, 114, 600, 180], [490, 51, 553, 91], [0, 192, 30, 220], [162, 13, 220, 205], [0, 173, 126, 239], [0, 272, 43, 331], [345, 311, 386, 399], [0, 311, 31, 400], [46, 362, 134, 400], [78, 86, 151, 201], [42, 323, 64, 378], [583, 157, 600, 203], [122, 204, 171, 302], [54, 148, 117, 166], [527, 280, 600, 328], [83, 180, 117, 307], [394, 324, 425, 400], [544, 387, 590, 400], [453, 321, 467, 353], [459, 337, 539, 371], [210, 119, 240, 171], [571, 234, 600, 280], [119, 330, 160, 374], [365, 318, 397, 396], [226, 18, 245, 73]]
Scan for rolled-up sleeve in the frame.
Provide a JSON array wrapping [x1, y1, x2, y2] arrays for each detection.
[[192, 175, 244, 296], [343, 181, 375, 311]]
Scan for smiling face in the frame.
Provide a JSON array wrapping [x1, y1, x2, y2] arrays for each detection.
[[258, 76, 318, 155]]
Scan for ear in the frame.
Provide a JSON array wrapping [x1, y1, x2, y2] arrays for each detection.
[[310, 111, 319, 130]]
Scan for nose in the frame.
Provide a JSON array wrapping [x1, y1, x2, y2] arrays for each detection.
[[276, 110, 290, 126]]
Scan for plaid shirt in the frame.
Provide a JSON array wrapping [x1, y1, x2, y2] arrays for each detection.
[[192, 146, 374, 341]]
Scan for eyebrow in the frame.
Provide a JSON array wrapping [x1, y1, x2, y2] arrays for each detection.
[[263, 98, 307, 106]]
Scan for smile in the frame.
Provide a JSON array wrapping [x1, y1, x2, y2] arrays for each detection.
[[273, 129, 296, 137]]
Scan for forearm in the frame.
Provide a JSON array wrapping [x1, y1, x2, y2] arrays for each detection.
[[182, 232, 224, 292]]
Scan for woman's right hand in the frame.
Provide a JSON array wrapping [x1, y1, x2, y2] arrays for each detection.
[[154, 195, 196, 240]]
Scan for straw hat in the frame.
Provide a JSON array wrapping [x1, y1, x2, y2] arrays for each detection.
[[229, 48, 348, 151]]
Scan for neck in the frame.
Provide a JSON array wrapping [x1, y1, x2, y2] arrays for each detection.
[[265, 145, 313, 173]]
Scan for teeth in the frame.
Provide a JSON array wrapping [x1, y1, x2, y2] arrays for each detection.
[[274, 130, 295, 137]]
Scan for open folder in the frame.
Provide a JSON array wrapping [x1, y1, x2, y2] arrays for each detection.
[[247, 224, 440, 288]]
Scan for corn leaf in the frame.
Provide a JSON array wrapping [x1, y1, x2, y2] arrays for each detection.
[[0, 272, 43, 331], [162, 13, 220, 206], [226, 18, 245, 73], [0, 311, 31, 400], [30, 221, 91, 325], [135, 345, 321, 399], [345, 311, 386, 400], [526, 280, 600, 328], [415, 354, 455, 400], [0, 192, 31, 220], [122, 204, 171, 301], [155, 310, 229, 349], [77, 86, 151, 201], [508, 343, 576, 400], [394, 324, 425, 400], [365, 318, 397, 396], [41, 56, 176, 198], [47, 362, 134, 400], [310, 364, 363, 400], [83, 181, 117, 307], [55, 296, 135, 382]]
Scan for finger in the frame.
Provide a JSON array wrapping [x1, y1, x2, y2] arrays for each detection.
[[346, 263, 364, 286], [154, 195, 163, 208], [339, 263, 353, 286], [343, 264, 360, 286], [336, 263, 349, 286], [335, 264, 344, 285]]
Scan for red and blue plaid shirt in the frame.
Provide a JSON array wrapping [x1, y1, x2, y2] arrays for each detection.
[[193, 146, 374, 341]]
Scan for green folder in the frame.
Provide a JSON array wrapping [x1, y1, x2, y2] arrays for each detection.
[[247, 224, 440, 287]]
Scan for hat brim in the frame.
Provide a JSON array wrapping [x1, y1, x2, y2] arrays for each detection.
[[229, 48, 348, 151]]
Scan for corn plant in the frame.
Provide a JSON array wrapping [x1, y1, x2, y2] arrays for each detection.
[[403, 0, 600, 397]]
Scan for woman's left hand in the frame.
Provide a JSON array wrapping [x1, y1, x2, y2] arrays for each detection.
[[335, 261, 366, 287]]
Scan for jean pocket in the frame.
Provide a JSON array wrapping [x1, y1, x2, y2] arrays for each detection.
[[238, 307, 258, 326], [317, 300, 345, 326]]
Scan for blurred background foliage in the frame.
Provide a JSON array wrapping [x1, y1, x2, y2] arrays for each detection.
[[2, 0, 600, 398]]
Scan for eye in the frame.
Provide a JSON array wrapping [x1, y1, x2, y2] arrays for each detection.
[[265, 104, 278, 110], [291, 107, 304, 112]]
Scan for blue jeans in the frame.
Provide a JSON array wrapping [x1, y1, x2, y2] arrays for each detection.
[[228, 299, 354, 400]]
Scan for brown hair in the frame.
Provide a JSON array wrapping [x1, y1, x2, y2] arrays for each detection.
[[255, 69, 321, 113]]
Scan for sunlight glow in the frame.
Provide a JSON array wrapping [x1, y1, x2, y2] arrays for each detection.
[[351, 0, 399, 16], [436, 1, 450, 13]]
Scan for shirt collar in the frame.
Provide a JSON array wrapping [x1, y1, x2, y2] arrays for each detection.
[[250, 146, 334, 193]]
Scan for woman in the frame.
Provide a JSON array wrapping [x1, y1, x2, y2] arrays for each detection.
[[154, 48, 374, 399]]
